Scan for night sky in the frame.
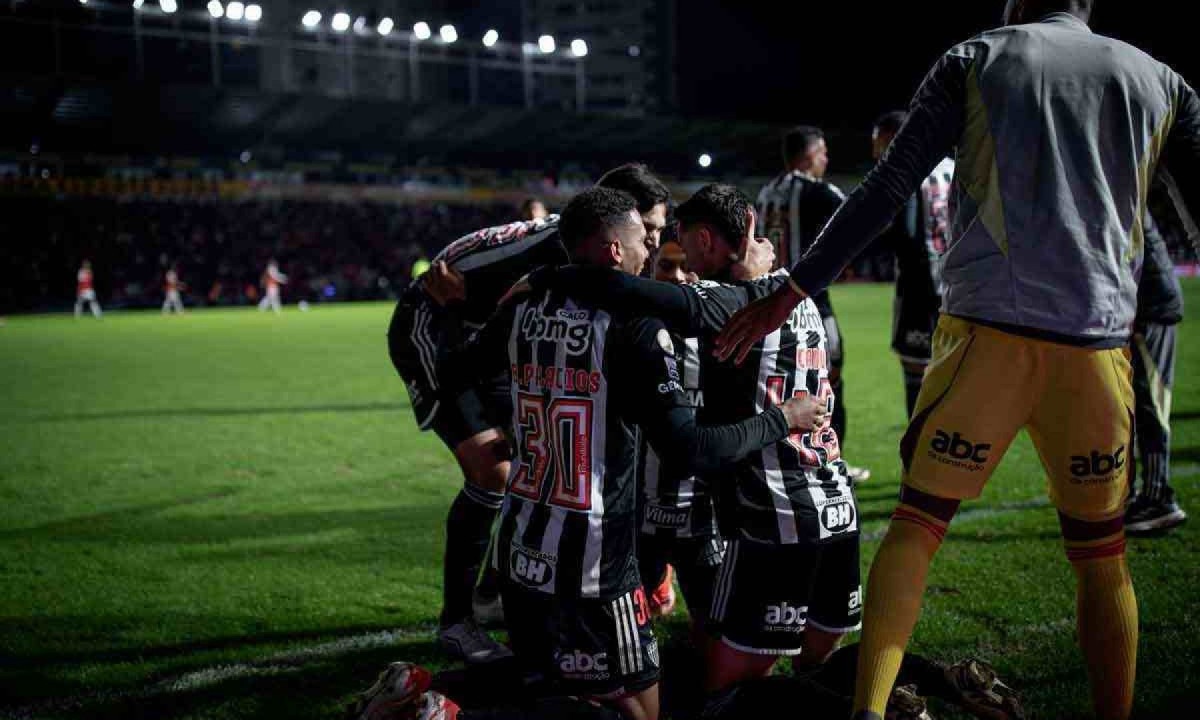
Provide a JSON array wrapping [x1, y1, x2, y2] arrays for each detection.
[[676, 1, 1197, 161]]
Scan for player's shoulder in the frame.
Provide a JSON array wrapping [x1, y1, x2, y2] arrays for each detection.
[[616, 314, 675, 355]]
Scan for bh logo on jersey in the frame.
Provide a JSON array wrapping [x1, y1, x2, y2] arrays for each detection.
[[928, 430, 991, 472], [763, 603, 808, 633], [520, 308, 593, 355], [819, 499, 857, 536], [557, 650, 610, 680], [1069, 446, 1125, 485], [510, 547, 556, 588]]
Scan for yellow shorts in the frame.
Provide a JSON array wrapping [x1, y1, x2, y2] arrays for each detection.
[[901, 315, 1134, 522]]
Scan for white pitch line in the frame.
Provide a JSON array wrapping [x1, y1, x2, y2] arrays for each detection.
[[1, 625, 436, 719]]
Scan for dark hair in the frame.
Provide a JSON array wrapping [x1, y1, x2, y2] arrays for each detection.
[[783, 125, 825, 165], [674, 184, 751, 248], [559, 187, 639, 253], [873, 110, 908, 136], [596, 163, 670, 214]]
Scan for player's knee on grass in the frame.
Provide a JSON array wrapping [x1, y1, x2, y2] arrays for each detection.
[[456, 428, 512, 493]]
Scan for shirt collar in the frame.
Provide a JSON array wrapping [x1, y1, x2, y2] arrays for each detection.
[[1038, 12, 1092, 33]]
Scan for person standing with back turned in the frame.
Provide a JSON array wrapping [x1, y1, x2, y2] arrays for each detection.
[[711, 2, 1200, 719]]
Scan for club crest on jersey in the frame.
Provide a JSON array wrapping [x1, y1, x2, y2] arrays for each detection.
[[521, 307, 592, 355], [509, 546, 557, 588], [655, 328, 675, 355]]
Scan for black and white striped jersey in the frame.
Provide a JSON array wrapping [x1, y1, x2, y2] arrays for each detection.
[[444, 287, 788, 600], [883, 158, 955, 306], [402, 215, 570, 328], [639, 335, 719, 539], [756, 172, 845, 315], [531, 267, 860, 546]]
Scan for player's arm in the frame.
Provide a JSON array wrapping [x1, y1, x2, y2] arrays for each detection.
[[786, 46, 972, 297], [529, 265, 786, 337], [1165, 73, 1200, 229], [621, 318, 788, 476]]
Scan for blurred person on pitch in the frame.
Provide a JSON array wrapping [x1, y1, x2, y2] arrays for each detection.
[[1125, 172, 1195, 535], [162, 265, 186, 315], [712, 2, 1200, 718], [258, 259, 287, 313], [74, 260, 102, 320], [870, 111, 955, 418], [757, 126, 869, 483], [388, 164, 671, 664], [520, 197, 549, 222]]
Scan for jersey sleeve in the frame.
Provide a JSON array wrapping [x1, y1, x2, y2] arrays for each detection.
[[531, 265, 786, 338], [788, 42, 974, 297], [621, 317, 788, 477]]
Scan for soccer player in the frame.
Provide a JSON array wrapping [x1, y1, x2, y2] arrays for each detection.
[[74, 260, 102, 319], [1125, 179, 1192, 535], [387, 164, 672, 663], [389, 187, 819, 720], [162, 265, 185, 315], [871, 111, 955, 417], [712, 2, 1200, 719], [258, 259, 287, 313], [526, 185, 861, 693], [520, 197, 548, 222], [757, 126, 869, 482]]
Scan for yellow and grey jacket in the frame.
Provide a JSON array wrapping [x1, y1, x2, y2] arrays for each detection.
[[789, 13, 1200, 347]]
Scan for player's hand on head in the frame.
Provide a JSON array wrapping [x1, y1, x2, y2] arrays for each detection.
[[423, 261, 467, 306], [779, 393, 828, 432], [713, 285, 804, 366], [732, 237, 775, 281]]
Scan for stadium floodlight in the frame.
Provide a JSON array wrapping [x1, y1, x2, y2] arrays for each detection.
[[353, 16, 367, 34], [628, 44, 641, 57], [377, 17, 394, 36], [79, 0, 88, 5], [133, 0, 144, 9], [482, 29, 499, 47], [413, 21, 431, 40], [538, 35, 556, 54], [302, 10, 321, 28], [570, 39, 588, 58], [439, 24, 458, 43], [331, 12, 350, 33], [240, 150, 252, 164], [207, 0, 223, 18], [245, 4, 261, 22], [226, 2, 243, 21], [698, 153, 713, 168], [159, 0, 177, 13]]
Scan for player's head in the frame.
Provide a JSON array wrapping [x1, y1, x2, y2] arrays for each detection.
[[520, 197, 548, 221], [872, 110, 908, 161], [674, 184, 752, 278], [653, 241, 694, 285], [597, 163, 671, 250], [1003, 0, 1093, 25], [783, 125, 828, 178], [560, 187, 648, 276]]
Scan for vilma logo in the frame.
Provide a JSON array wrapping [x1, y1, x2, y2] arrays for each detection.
[[821, 501, 855, 533], [558, 650, 609, 675], [929, 430, 991, 468], [764, 602, 808, 629], [510, 548, 555, 587], [1070, 447, 1125, 478]]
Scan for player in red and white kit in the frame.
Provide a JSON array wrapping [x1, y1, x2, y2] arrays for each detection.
[[258, 259, 287, 313], [74, 260, 102, 319], [162, 266, 185, 315]]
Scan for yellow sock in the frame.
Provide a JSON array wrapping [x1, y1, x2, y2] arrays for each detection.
[[1071, 553, 1138, 720], [852, 515, 944, 716]]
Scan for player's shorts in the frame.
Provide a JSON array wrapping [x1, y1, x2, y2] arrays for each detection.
[[78, 289, 97, 302], [501, 581, 659, 699], [902, 315, 1134, 522], [387, 300, 511, 449], [708, 537, 862, 656], [638, 533, 725, 629], [891, 291, 940, 363]]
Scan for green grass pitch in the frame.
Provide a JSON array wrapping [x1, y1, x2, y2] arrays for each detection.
[[1, 282, 1197, 719]]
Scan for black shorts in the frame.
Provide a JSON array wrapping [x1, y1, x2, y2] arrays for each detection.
[[709, 537, 862, 656], [638, 533, 725, 630], [501, 581, 660, 699], [891, 292, 940, 363], [387, 300, 511, 448]]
